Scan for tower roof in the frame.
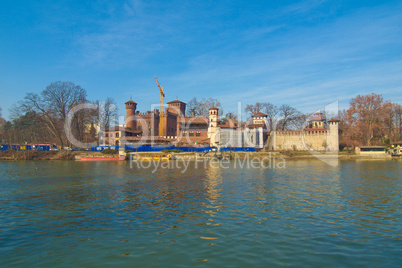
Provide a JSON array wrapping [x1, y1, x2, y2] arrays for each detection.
[[328, 118, 340, 122], [252, 112, 267, 117], [167, 100, 186, 104], [209, 107, 219, 110], [125, 100, 137, 104], [308, 112, 325, 122]]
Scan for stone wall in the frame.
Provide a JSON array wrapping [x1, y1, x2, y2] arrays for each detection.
[[268, 130, 337, 151]]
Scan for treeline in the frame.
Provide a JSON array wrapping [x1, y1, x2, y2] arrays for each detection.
[[0, 81, 118, 147], [339, 93, 402, 147]]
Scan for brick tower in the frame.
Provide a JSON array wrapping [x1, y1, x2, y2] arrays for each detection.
[[167, 100, 186, 116], [125, 100, 137, 130]]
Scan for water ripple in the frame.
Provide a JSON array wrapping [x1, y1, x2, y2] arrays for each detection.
[[0, 160, 401, 266]]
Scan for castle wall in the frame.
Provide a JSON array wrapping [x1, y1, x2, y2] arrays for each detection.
[[269, 130, 335, 151]]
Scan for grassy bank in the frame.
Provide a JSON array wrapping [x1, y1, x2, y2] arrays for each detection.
[[2, 149, 388, 161], [0, 151, 79, 160]]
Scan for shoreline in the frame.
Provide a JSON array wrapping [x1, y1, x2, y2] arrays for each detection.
[[0, 151, 396, 161]]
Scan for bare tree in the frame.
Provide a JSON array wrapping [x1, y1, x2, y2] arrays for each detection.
[[291, 113, 308, 130], [245, 103, 265, 114], [0, 106, 4, 131], [186, 97, 198, 116], [245, 102, 279, 131], [347, 93, 384, 145], [186, 97, 223, 117], [94, 98, 118, 130], [220, 111, 237, 124], [263, 103, 279, 131], [20, 81, 88, 147], [396, 104, 402, 140], [0, 117, 5, 132], [278, 104, 301, 130]]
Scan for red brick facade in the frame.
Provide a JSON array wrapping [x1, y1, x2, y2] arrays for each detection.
[[104, 99, 209, 146]]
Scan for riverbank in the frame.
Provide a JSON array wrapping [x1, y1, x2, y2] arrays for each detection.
[[0, 150, 80, 160], [0, 150, 394, 161]]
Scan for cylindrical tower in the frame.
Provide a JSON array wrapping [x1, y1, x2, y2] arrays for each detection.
[[125, 100, 137, 129]]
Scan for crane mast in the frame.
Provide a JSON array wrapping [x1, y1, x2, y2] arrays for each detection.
[[154, 77, 165, 137]]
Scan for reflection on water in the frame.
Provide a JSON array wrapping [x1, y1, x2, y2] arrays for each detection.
[[0, 160, 401, 266]]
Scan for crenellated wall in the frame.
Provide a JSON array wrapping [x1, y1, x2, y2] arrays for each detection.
[[268, 128, 339, 151]]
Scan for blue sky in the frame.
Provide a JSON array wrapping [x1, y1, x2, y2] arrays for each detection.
[[1, 0, 401, 120]]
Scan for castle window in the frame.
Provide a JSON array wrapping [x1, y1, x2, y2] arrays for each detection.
[[189, 132, 194, 137], [116, 132, 119, 138], [196, 132, 200, 137]]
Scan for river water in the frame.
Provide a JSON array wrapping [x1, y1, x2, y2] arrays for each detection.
[[0, 159, 401, 267]]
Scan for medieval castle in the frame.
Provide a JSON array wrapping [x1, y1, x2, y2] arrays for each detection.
[[102, 99, 340, 151]]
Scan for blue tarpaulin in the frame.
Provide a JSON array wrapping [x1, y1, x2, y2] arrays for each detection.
[[123, 146, 254, 152], [1, 145, 9, 151], [2, 144, 257, 152], [11, 145, 20, 151], [219, 147, 256, 152], [37, 145, 50, 151]]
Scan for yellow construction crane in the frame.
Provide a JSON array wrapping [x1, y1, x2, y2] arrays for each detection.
[[154, 77, 165, 137]]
